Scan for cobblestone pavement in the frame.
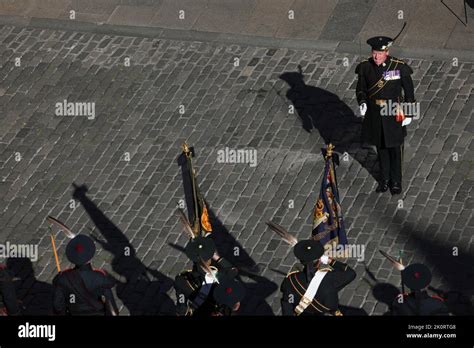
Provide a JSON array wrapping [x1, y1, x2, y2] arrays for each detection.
[[0, 23, 472, 315]]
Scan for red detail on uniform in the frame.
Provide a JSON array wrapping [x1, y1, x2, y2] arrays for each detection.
[[430, 295, 445, 302], [226, 287, 233, 294], [93, 269, 107, 276], [0, 264, 6, 270], [75, 243, 84, 253], [414, 272, 420, 279]]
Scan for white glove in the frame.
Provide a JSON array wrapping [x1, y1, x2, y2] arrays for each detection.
[[204, 270, 218, 284], [320, 255, 330, 265], [402, 117, 412, 126], [359, 103, 367, 116]]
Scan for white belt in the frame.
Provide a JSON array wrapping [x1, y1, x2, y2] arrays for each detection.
[[295, 271, 327, 315], [192, 267, 218, 307]]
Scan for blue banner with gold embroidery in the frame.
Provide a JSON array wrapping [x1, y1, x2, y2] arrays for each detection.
[[312, 144, 348, 248]]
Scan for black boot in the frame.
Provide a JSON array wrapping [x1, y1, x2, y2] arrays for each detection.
[[376, 180, 389, 193], [390, 182, 402, 195]]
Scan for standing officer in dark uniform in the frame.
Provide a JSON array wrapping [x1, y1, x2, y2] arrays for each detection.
[[392, 263, 449, 315], [0, 264, 21, 315], [52, 235, 119, 316], [280, 239, 356, 316], [174, 236, 239, 316], [355, 35, 416, 194]]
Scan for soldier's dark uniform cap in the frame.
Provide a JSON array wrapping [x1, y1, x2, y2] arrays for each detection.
[[293, 239, 325, 263], [367, 36, 393, 51], [401, 263, 432, 290], [213, 277, 245, 308], [66, 234, 96, 265], [185, 236, 216, 262]]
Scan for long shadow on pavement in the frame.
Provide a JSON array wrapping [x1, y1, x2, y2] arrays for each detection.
[[7, 257, 53, 315], [362, 261, 402, 315], [280, 66, 379, 182], [72, 183, 176, 315]]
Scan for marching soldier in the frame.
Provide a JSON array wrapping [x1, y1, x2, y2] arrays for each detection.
[[174, 236, 239, 316], [355, 34, 416, 195], [52, 235, 119, 316], [0, 264, 21, 315], [392, 263, 449, 315], [280, 239, 356, 316]]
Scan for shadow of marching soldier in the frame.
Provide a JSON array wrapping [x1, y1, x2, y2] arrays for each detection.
[[362, 261, 401, 315], [372, 283, 402, 315], [0, 262, 22, 315], [71, 183, 176, 315], [6, 257, 53, 315]]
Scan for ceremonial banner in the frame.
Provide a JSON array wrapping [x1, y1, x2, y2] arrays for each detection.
[[312, 144, 348, 249]]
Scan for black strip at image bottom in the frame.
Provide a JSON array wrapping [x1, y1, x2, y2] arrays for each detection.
[[0, 315, 472, 346]]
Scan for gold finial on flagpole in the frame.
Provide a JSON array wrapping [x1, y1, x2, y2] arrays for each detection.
[[326, 143, 335, 159], [181, 141, 190, 155]]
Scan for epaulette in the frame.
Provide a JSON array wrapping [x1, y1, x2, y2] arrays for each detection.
[[286, 270, 299, 278], [391, 58, 406, 64], [318, 266, 334, 272], [430, 295, 445, 302], [355, 60, 370, 74], [179, 269, 193, 276]]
